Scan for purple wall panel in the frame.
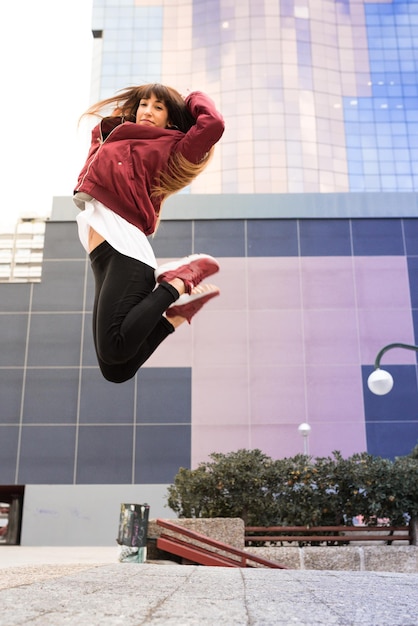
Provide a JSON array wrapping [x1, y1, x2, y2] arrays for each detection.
[[250, 424, 307, 459], [354, 257, 412, 310], [212, 257, 248, 310], [303, 309, 360, 365], [249, 365, 306, 424], [301, 257, 356, 309], [305, 365, 365, 423], [248, 257, 302, 310], [192, 364, 250, 427], [249, 421, 367, 459], [146, 255, 414, 466], [357, 309, 415, 364], [146, 323, 192, 367], [192, 425, 251, 461], [306, 421, 367, 459], [249, 310, 304, 366], [192, 309, 248, 368]]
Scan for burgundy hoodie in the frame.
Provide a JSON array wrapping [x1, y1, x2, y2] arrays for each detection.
[[74, 91, 225, 236]]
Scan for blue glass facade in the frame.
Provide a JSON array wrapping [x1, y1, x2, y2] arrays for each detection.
[[344, 1, 418, 191]]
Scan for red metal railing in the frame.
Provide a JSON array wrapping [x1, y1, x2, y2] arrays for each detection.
[[156, 519, 288, 568]]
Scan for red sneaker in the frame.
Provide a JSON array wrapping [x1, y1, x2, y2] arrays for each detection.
[[166, 284, 220, 324], [155, 254, 219, 294]]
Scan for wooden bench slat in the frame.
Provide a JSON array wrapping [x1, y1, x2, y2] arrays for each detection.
[[245, 525, 411, 544], [245, 535, 409, 543], [245, 526, 408, 532]]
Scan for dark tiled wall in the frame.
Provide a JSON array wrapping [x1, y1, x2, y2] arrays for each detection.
[[0, 222, 192, 485], [1, 217, 418, 485]]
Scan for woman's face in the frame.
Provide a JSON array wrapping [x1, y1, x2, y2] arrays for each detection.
[[136, 93, 169, 128]]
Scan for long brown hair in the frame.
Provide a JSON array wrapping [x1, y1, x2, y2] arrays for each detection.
[[82, 84, 214, 210]]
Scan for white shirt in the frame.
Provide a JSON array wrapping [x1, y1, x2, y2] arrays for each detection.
[[75, 197, 157, 269]]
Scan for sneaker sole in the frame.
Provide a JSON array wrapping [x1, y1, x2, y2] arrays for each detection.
[[155, 254, 219, 282], [166, 290, 220, 321], [172, 286, 220, 307]]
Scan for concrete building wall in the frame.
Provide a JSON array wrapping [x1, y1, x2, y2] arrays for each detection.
[[1, 205, 417, 544]]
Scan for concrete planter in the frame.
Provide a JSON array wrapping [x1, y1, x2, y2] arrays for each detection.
[[147, 518, 418, 572]]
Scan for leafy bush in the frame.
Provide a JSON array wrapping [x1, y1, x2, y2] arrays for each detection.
[[166, 449, 278, 525], [166, 448, 418, 526]]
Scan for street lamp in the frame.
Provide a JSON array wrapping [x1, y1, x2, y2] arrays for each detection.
[[367, 342, 418, 395], [298, 422, 311, 455]]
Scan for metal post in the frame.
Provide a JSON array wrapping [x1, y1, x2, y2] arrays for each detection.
[[298, 423, 311, 455]]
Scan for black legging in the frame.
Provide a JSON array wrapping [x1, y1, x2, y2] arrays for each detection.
[[90, 241, 178, 383]]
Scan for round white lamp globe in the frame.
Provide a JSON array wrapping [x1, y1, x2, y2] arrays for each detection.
[[298, 422, 311, 436], [367, 369, 394, 395]]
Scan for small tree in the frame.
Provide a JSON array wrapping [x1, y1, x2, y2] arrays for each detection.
[[392, 454, 418, 523], [167, 449, 279, 524], [266, 454, 338, 526], [406, 443, 418, 460], [166, 448, 418, 527]]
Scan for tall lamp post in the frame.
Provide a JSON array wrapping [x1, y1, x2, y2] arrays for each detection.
[[367, 342, 418, 395], [298, 422, 311, 455]]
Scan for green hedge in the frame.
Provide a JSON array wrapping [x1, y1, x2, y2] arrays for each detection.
[[166, 447, 418, 526]]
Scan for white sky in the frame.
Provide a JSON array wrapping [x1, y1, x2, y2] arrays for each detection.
[[1, 0, 94, 230]]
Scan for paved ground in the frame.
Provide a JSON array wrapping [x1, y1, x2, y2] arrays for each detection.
[[0, 548, 417, 625]]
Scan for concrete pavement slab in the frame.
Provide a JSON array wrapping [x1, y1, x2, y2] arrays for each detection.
[[0, 560, 417, 625]]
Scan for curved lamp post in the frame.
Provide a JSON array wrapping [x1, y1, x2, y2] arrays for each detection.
[[367, 342, 418, 395]]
